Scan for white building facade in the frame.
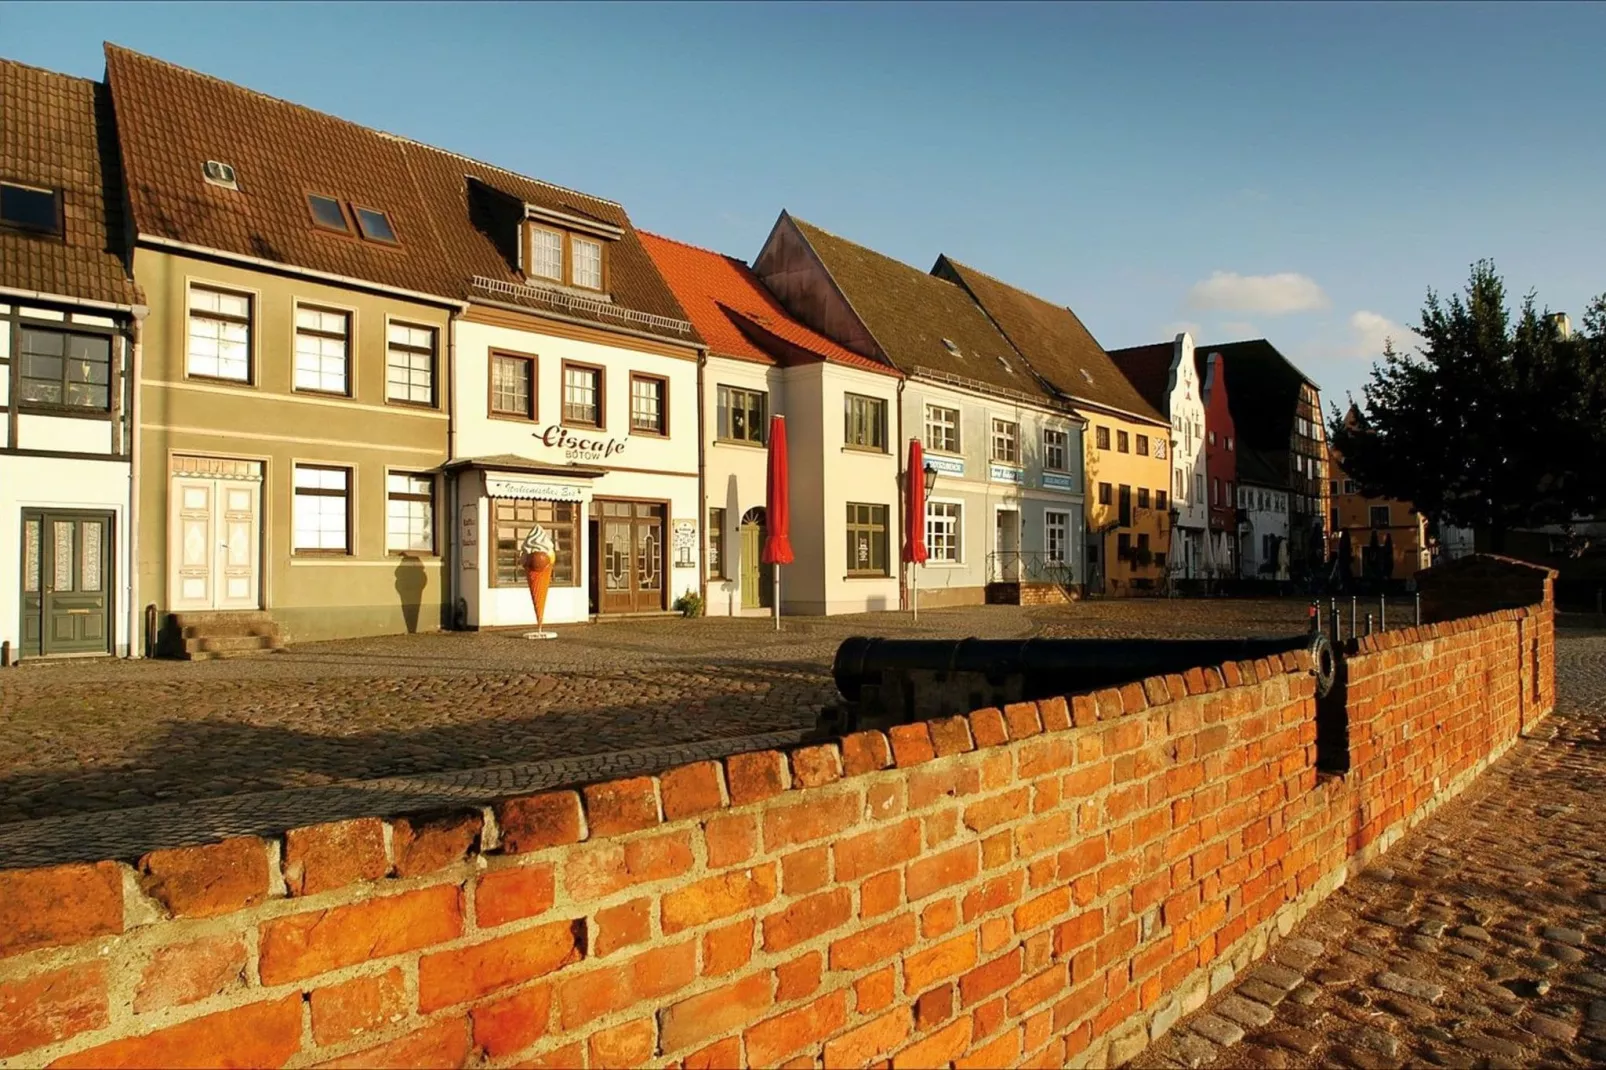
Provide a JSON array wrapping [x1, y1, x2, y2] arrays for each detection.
[[1238, 481, 1290, 581], [1165, 335, 1210, 579]]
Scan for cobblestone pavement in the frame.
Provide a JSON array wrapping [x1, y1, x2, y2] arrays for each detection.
[[1133, 622, 1606, 1070], [0, 598, 1334, 865]]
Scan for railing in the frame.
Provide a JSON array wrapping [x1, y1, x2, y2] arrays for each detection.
[[472, 276, 696, 336], [985, 551, 1078, 587]]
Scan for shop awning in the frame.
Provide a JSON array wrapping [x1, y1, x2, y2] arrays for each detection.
[[444, 455, 607, 502]]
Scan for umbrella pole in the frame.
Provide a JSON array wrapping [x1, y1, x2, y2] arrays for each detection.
[[912, 565, 919, 622], [773, 564, 780, 631]]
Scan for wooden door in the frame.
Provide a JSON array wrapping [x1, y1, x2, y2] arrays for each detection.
[[632, 503, 664, 613], [217, 481, 261, 610], [20, 511, 113, 657], [596, 500, 668, 614], [739, 508, 771, 610], [170, 476, 260, 611]]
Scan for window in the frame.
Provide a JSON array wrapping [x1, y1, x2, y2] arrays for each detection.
[[1226, 481, 1234, 504], [353, 206, 399, 244], [1098, 482, 1112, 506], [1213, 477, 1221, 505], [1208, 431, 1217, 446], [1195, 473, 1205, 502], [630, 374, 668, 434], [991, 419, 1019, 464], [926, 502, 962, 563], [1329, 479, 1339, 496], [1137, 533, 1150, 559], [1045, 511, 1069, 564], [1226, 436, 1234, 451], [1044, 429, 1068, 471], [846, 503, 889, 575], [1344, 479, 1358, 495], [844, 394, 888, 451], [562, 363, 603, 427], [925, 405, 960, 453], [1095, 426, 1110, 450], [571, 236, 604, 290], [1118, 485, 1132, 527], [292, 465, 351, 554], [386, 473, 435, 554], [1117, 533, 1132, 561], [708, 508, 726, 579], [1136, 434, 1149, 456], [1263, 534, 1275, 559], [1370, 505, 1391, 529], [1137, 488, 1150, 509], [1156, 490, 1168, 512], [529, 226, 564, 282], [1174, 469, 1185, 500], [17, 328, 111, 409], [1116, 430, 1130, 453], [1330, 508, 1340, 531], [386, 322, 436, 405], [1155, 551, 1167, 568], [307, 194, 351, 233], [493, 499, 579, 587], [0, 182, 62, 236], [491, 353, 536, 418], [187, 286, 252, 382], [717, 385, 767, 443], [294, 305, 351, 395]]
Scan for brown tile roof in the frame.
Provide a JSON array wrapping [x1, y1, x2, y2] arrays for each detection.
[[935, 258, 1166, 426], [787, 217, 1053, 402], [1105, 340, 1176, 419], [0, 58, 139, 308]]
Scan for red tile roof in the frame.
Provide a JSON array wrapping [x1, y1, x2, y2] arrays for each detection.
[[639, 231, 897, 376]]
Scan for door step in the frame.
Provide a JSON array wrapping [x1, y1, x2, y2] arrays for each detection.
[[157, 611, 286, 659]]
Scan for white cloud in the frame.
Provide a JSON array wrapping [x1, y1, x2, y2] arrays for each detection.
[[1187, 271, 1330, 315], [1347, 310, 1420, 359]]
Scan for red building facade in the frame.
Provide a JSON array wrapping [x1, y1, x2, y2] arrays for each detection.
[[1199, 351, 1239, 576]]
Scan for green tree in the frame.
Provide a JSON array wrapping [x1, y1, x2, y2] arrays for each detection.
[[1331, 261, 1606, 551]]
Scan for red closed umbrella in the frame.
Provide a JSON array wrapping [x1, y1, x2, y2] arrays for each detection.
[[905, 439, 928, 619], [763, 414, 792, 628]]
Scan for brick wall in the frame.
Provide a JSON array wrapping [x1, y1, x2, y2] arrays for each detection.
[[0, 601, 1553, 1068], [1417, 553, 1555, 624]]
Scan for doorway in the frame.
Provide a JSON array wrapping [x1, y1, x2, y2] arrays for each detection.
[[20, 510, 114, 657], [594, 499, 666, 614], [739, 506, 773, 610], [169, 459, 262, 612], [995, 508, 1020, 581]]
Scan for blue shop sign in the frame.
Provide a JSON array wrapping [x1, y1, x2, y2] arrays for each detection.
[[1041, 472, 1076, 492], [989, 463, 1023, 484]]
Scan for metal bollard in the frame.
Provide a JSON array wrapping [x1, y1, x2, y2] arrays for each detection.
[[1309, 601, 1320, 634], [1380, 594, 1387, 632], [1330, 597, 1340, 641], [1351, 597, 1358, 638], [1415, 591, 1421, 626], [1365, 613, 1374, 636]]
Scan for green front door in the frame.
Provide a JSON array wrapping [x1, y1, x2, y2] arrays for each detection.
[[739, 514, 773, 610], [20, 511, 114, 657]]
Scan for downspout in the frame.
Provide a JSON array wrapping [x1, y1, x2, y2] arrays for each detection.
[[696, 348, 708, 614], [127, 311, 146, 657], [444, 308, 459, 628], [895, 377, 906, 610]]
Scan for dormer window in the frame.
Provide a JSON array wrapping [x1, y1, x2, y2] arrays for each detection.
[[525, 223, 607, 291], [307, 194, 351, 234], [0, 182, 62, 237], [353, 206, 399, 245]]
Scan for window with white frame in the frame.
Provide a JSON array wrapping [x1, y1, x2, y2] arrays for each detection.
[[926, 501, 962, 563], [571, 236, 604, 290], [294, 306, 351, 394], [529, 226, 564, 282], [1195, 472, 1205, 502], [924, 404, 960, 453], [386, 322, 436, 405], [562, 363, 603, 426], [491, 353, 535, 418], [1045, 510, 1070, 564], [292, 465, 351, 553], [716, 385, 767, 443], [845, 393, 888, 451], [386, 473, 435, 553], [187, 286, 252, 382], [1043, 428, 1068, 471], [846, 503, 889, 575], [991, 419, 1019, 464], [630, 374, 667, 434]]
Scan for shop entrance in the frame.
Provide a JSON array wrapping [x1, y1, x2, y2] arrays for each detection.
[[593, 499, 666, 614]]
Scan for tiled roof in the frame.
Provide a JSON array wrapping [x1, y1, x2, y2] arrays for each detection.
[[936, 257, 1166, 426], [639, 231, 895, 375], [787, 217, 1051, 400], [1195, 338, 1318, 457], [0, 58, 139, 308], [1105, 340, 1177, 418]]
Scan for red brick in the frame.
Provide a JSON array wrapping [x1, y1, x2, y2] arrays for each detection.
[[907, 842, 980, 901], [745, 990, 849, 1066], [962, 788, 1030, 832], [982, 831, 1013, 870], [497, 791, 584, 854], [557, 940, 697, 1029], [704, 813, 758, 869], [904, 931, 978, 992], [835, 818, 922, 881], [703, 918, 755, 976], [1118, 681, 1148, 713], [283, 818, 388, 896], [892, 1017, 971, 1068], [661, 761, 726, 821], [726, 750, 788, 804], [662, 865, 778, 933], [0, 961, 107, 1059], [1019, 738, 1072, 779], [259, 884, 462, 985], [1070, 694, 1098, 727], [790, 744, 843, 787], [783, 846, 831, 895], [477, 862, 556, 928], [565, 829, 695, 899], [418, 918, 583, 1011], [1095, 688, 1125, 719], [824, 1008, 912, 1068], [981, 915, 1013, 954], [0, 861, 122, 960], [867, 780, 906, 820], [777, 950, 823, 1000], [830, 912, 917, 971], [928, 715, 976, 756], [52, 995, 302, 1070], [969, 707, 1009, 747], [520, 1040, 587, 1069], [888, 723, 936, 767], [909, 762, 982, 810], [658, 972, 774, 1054], [1004, 701, 1043, 739], [683, 1036, 743, 1070], [316, 1018, 470, 1070], [308, 967, 407, 1046], [762, 791, 859, 852], [840, 731, 893, 775], [590, 1017, 656, 1068], [916, 982, 955, 1027], [584, 776, 661, 837], [139, 837, 268, 919], [856, 966, 898, 1014], [922, 897, 960, 938], [133, 934, 246, 1014], [763, 887, 853, 952], [471, 984, 551, 1058], [860, 869, 903, 918], [1142, 676, 1171, 707], [957, 1025, 1021, 1069], [1014, 887, 1071, 933], [1039, 696, 1072, 732], [1016, 811, 1072, 859], [596, 897, 653, 956], [1007, 966, 1068, 1017], [391, 810, 482, 878]]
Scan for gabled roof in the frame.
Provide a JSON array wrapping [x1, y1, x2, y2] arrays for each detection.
[[639, 231, 893, 374], [784, 217, 1052, 401], [936, 258, 1166, 426], [1105, 340, 1177, 419], [1195, 338, 1319, 456], [0, 58, 140, 309]]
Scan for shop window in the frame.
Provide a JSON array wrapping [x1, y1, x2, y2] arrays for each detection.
[[493, 498, 579, 587]]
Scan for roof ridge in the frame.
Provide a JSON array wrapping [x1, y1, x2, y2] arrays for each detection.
[[0, 55, 97, 87], [385, 134, 624, 210], [637, 229, 746, 263], [790, 214, 963, 291], [941, 255, 1084, 318]]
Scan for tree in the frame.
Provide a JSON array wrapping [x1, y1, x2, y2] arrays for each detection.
[[1331, 261, 1606, 551]]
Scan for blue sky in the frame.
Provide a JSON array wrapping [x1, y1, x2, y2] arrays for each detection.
[[5, 1, 1602, 409]]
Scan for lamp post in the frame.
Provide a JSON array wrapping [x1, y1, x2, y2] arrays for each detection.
[[913, 463, 937, 621], [924, 464, 939, 495]]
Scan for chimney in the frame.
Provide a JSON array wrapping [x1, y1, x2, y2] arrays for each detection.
[[1548, 312, 1572, 339]]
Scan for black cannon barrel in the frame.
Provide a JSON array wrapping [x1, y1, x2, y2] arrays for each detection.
[[833, 632, 1337, 705]]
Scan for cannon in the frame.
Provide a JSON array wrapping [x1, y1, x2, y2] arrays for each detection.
[[815, 632, 1337, 737]]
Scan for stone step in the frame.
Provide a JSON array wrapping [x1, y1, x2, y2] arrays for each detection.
[[185, 634, 282, 655]]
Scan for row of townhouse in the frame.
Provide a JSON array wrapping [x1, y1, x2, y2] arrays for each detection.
[[0, 45, 1336, 660]]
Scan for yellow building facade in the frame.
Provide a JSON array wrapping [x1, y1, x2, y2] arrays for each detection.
[[1082, 410, 1173, 593]]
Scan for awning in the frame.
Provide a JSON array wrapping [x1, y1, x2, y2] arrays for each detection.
[[484, 475, 588, 502]]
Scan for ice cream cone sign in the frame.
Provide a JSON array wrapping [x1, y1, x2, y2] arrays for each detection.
[[522, 522, 556, 637]]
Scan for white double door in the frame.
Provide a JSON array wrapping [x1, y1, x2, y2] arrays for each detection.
[[169, 475, 261, 611]]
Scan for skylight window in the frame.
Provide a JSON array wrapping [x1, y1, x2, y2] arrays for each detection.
[[307, 194, 351, 233], [940, 338, 961, 357], [0, 182, 62, 236], [353, 206, 399, 245], [1080, 368, 1095, 385]]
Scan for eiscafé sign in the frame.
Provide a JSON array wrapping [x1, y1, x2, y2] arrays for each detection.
[[533, 425, 627, 463]]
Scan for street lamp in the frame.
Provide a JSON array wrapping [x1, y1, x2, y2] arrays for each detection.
[[923, 463, 939, 494]]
